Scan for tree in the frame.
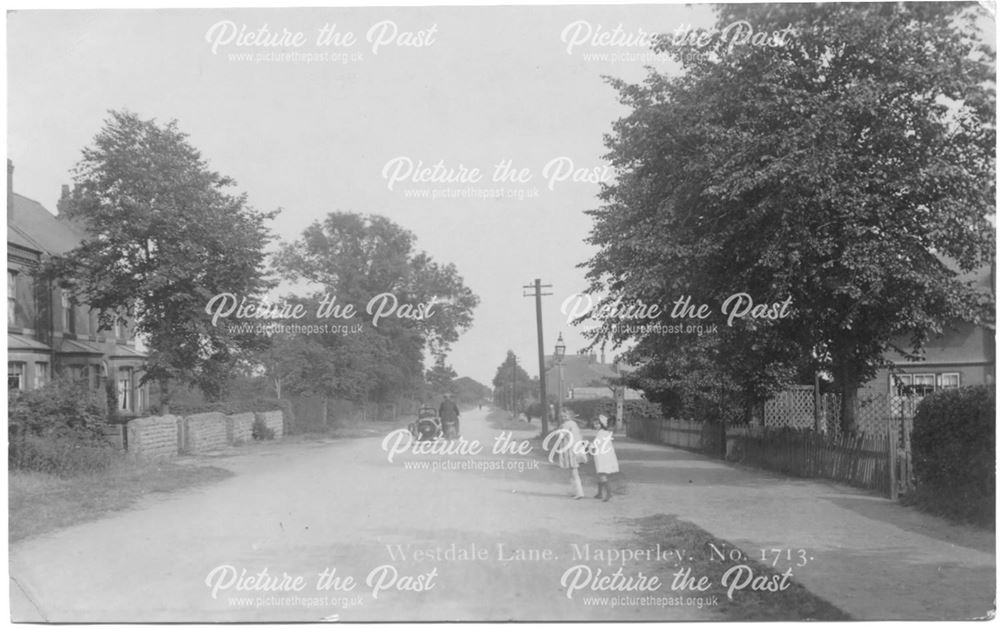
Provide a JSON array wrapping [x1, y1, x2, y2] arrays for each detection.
[[426, 355, 458, 396], [585, 4, 995, 431], [273, 212, 479, 403], [491, 351, 532, 411], [453, 376, 491, 406], [46, 110, 276, 407]]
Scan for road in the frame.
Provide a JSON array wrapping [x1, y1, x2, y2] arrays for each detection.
[[9, 408, 709, 622], [10, 407, 994, 621]]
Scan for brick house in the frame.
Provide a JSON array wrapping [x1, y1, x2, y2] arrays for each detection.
[[6, 160, 147, 415]]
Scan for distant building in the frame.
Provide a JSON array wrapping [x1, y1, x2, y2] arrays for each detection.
[[7, 160, 147, 415], [544, 350, 641, 401]]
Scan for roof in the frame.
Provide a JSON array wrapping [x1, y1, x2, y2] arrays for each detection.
[[55, 338, 105, 355], [546, 353, 621, 388], [9, 193, 85, 255], [110, 344, 147, 359], [7, 334, 52, 352]]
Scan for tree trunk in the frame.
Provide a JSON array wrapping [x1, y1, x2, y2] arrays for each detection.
[[159, 378, 171, 416], [838, 364, 859, 434]]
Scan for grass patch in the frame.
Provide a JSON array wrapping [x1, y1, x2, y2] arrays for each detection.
[[9, 459, 233, 543], [627, 514, 849, 621]]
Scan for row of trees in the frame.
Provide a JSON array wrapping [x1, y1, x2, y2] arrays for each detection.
[[582, 3, 995, 432], [46, 111, 480, 409]]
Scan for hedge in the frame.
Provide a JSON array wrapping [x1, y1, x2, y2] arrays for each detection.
[[150, 397, 292, 418], [909, 385, 994, 526]]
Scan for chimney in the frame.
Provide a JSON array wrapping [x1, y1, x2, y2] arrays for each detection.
[[7, 160, 13, 222]]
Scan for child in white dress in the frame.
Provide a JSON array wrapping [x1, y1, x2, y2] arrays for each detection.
[[592, 414, 619, 501]]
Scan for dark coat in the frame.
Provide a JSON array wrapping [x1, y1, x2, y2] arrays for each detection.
[[439, 399, 460, 424]]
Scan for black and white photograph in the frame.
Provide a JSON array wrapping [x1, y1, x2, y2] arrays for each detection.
[[5, 0, 997, 623]]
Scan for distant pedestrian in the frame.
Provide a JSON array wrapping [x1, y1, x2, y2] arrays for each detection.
[[592, 414, 619, 502], [439, 393, 460, 439], [553, 410, 587, 499]]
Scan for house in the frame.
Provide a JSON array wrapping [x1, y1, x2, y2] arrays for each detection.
[[872, 261, 995, 399], [544, 350, 642, 401], [6, 160, 148, 415]]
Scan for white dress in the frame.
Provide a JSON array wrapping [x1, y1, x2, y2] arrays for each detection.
[[592, 428, 619, 474]]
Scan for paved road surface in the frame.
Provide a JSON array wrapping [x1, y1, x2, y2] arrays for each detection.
[[9, 407, 995, 621]]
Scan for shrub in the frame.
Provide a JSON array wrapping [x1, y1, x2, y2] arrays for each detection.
[[9, 380, 119, 475], [909, 385, 995, 526], [151, 397, 288, 416], [564, 398, 614, 424]]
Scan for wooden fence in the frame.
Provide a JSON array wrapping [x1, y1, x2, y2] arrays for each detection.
[[626, 403, 914, 499], [625, 416, 726, 457], [728, 425, 897, 498]]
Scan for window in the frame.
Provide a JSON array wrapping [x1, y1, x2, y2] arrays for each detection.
[[910, 374, 935, 396], [938, 373, 961, 389], [8, 362, 25, 390], [890, 373, 935, 397], [890, 374, 912, 396], [61, 290, 75, 334], [67, 365, 85, 383], [7, 271, 16, 326], [118, 368, 132, 411], [33, 362, 48, 389]]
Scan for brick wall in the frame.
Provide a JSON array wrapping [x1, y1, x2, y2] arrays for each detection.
[[183, 412, 228, 453], [126, 415, 180, 458], [226, 412, 254, 445], [255, 410, 284, 438]]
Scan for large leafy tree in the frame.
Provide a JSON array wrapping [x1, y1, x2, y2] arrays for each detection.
[[453, 376, 492, 406], [273, 212, 479, 403], [426, 355, 458, 396], [47, 110, 276, 406], [585, 3, 995, 431], [491, 350, 532, 410]]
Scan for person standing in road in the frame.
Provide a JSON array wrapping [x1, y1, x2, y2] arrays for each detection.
[[439, 393, 460, 439], [592, 414, 619, 501], [552, 410, 587, 499]]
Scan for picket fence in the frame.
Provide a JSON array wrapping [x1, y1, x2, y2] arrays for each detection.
[[626, 387, 918, 499], [729, 425, 898, 497]]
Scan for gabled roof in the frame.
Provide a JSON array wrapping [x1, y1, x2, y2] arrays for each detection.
[[9, 193, 84, 256], [546, 353, 620, 387]]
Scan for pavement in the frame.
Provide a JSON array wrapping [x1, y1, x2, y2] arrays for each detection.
[[9, 407, 995, 621]]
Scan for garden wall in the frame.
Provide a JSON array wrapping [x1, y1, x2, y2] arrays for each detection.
[[123, 408, 285, 457], [182, 412, 229, 453], [226, 412, 255, 445], [126, 415, 180, 458], [255, 410, 285, 438]]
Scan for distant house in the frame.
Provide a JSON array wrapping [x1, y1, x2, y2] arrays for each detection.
[[6, 160, 148, 415], [868, 261, 995, 400], [544, 350, 642, 401]]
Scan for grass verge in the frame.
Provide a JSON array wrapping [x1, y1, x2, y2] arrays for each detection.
[[626, 513, 849, 621], [9, 460, 233, 543]]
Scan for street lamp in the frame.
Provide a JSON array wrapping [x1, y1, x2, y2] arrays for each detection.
[[554, 332, 566, 425]]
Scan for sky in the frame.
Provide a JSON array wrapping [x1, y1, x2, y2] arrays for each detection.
[[10, 3, 993, 387], [7, 3, 725, 385]]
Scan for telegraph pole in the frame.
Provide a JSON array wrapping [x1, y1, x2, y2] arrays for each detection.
[[523, 279, 552, 437]]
